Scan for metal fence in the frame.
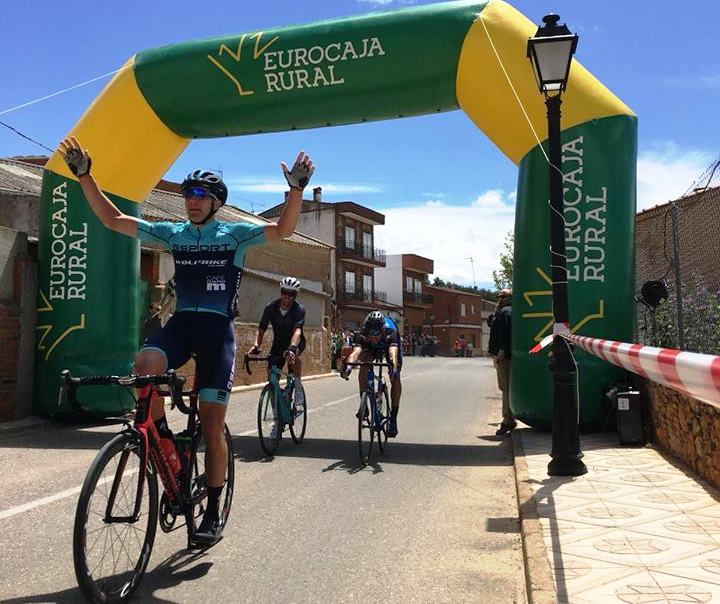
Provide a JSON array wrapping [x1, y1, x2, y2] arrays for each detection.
[[635, 181, 720, 354]]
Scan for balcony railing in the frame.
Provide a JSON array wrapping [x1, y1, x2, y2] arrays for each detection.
[[340, 289, 386, 304], [340, 241, 386, 264], [403, 291, 434, 305]]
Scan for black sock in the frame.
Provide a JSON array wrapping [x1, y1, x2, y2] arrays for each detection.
[[391, 407, 399, 421], [207, 486, 222, 519]]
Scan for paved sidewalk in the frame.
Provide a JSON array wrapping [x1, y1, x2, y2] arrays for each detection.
[[514, 428, 720, 603]]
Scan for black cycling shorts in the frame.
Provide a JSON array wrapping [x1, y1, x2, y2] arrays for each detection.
[[142, 311, 235, 405]]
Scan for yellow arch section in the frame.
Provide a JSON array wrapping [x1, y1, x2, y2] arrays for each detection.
[[45, 57, 188, 203], [457, 1, 634, 165]]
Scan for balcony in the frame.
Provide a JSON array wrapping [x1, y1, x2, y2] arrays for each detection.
[[340, 289, 386, 305], [403, 291, 434, 306], [338, 241, 386, 266]]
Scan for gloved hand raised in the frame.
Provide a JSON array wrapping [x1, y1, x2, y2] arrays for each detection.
[[59, 137, 92, 177], [281, 151, 314, 190]]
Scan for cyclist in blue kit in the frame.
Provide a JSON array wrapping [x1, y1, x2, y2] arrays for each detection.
[[342, 311, 403, 437], [59, 136, 314, 544]]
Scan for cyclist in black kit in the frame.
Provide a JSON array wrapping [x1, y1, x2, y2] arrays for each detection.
[[249, 277, 307, 407]]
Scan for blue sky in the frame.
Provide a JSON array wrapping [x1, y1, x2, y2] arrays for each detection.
[[2, 0, 719, 286]]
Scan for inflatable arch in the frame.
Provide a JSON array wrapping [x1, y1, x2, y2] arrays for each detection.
[[38, 0, 636, 424]]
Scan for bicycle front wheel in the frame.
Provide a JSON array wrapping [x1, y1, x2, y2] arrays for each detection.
[[73, 432, 158, 604], [377, 383, 390, 453], [257, 384, 281, 456], [289, 381, 307, 444], [188, 424, 235, 535], [358, 393, 374, 466]]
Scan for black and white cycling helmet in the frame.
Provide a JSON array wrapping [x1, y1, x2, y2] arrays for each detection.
[[280, 276, 301, 293], [364, 311, 385, 336], [180, 169, 228, 205]]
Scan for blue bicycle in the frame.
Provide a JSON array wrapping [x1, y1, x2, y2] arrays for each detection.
[[346, 361, 391, 466], [245, 354, 306, 456]]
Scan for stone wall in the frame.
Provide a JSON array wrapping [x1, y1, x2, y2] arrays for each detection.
[[648, 380, 720, 488]]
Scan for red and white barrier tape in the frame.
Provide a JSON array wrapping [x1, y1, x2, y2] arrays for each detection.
[[560, 334, 720, 407]]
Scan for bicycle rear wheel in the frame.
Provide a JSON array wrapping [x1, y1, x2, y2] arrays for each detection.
[[73, 432, 158, 604], [357, 392, 374, 466], [377, 383, 390, 453], [289, 381, 307, 444], [188, 424, 235, 536], [257, 384, 281, 456]]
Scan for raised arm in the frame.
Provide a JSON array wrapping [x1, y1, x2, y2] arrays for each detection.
[[264, 151, 314, 243], [59, 137, 141, 238]]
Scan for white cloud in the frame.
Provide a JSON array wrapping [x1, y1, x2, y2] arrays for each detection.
[[664, 72, 720, 90], [227, 178, 383, 194], [637, 143, 715, 211], [375, 190, 515, 286]]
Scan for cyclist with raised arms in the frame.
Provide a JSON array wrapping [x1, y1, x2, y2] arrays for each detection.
[[342, 311, 403, 437], [59, 136, 314, 544], [248, 276, 307, 407]]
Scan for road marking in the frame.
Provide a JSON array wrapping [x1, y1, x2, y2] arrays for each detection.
[[0, 393, 359, 519], [0, 470, 137, 520], [235, 393, 357, 436]]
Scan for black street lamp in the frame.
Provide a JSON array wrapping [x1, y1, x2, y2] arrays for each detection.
[[527, 14, 587, 477]]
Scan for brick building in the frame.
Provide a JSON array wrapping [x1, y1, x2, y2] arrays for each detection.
[[374, 254, 433, 336], [635, 185, 720, 292], [424, 284, 492, 356], [262, 187, 388, 331]]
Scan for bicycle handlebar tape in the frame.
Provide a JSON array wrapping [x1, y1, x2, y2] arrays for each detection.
[[36, 0, 635, 425]]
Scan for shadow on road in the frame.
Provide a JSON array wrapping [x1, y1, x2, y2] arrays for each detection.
[[231, 434, 512, 468], [1, 549, 212, 604], [0, 418, 128, 451]]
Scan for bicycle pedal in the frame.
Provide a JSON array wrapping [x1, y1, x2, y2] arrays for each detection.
[[188, 535, 223, 551]]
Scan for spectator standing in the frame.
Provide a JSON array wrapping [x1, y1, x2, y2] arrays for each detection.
[[488, 289, 515, 435]]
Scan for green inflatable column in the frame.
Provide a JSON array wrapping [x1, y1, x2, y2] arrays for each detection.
[[511, 116, 637, 429]]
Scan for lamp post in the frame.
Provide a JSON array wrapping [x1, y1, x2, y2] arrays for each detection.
[[527, 14, 587, 477]]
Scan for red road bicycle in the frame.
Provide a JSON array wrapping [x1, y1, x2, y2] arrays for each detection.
[[60, 369, 234, 604]]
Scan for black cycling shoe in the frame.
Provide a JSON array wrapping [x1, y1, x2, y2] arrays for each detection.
[[387, 418, 398, 438], [194, 512, 223, 545]]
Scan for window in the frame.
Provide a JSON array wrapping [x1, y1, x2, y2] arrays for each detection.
[[344, 226, 355, 250], [406, 276, 413, 292], [345, 271, 355, 293], [363, 274, 372, 301], [471, 304, 475, 315], [362, 231, 372, 258], [414, 279, 422, 294], [460, 302, 466, 317]]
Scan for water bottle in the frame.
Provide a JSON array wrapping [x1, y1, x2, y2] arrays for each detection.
[[175, 430, 192, 475], [155, 421, 181, 476]]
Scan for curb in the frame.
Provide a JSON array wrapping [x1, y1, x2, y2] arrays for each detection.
[[230, 371, 338, 394], [512, 430, 557, 604]]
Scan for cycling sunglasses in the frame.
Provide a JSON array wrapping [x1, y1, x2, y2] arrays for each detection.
[[280, 289, 297, 298], [184, 187, 216, 200]]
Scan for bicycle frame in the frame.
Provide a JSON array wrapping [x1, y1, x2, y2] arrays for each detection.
[[60, 370, 197, 525], [347, 361, 390, 430], [244, 355, 296, 425]]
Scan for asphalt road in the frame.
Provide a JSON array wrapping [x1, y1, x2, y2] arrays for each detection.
[[0, 356, 525, 603]]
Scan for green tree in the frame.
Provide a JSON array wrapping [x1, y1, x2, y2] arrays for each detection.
[[492, 231, 514, 291]]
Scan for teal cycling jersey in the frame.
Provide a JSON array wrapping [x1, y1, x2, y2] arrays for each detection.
[[137, 218, 266, 317]]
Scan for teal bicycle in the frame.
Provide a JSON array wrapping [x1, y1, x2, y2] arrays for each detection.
[[245, 354, 307, 456]]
